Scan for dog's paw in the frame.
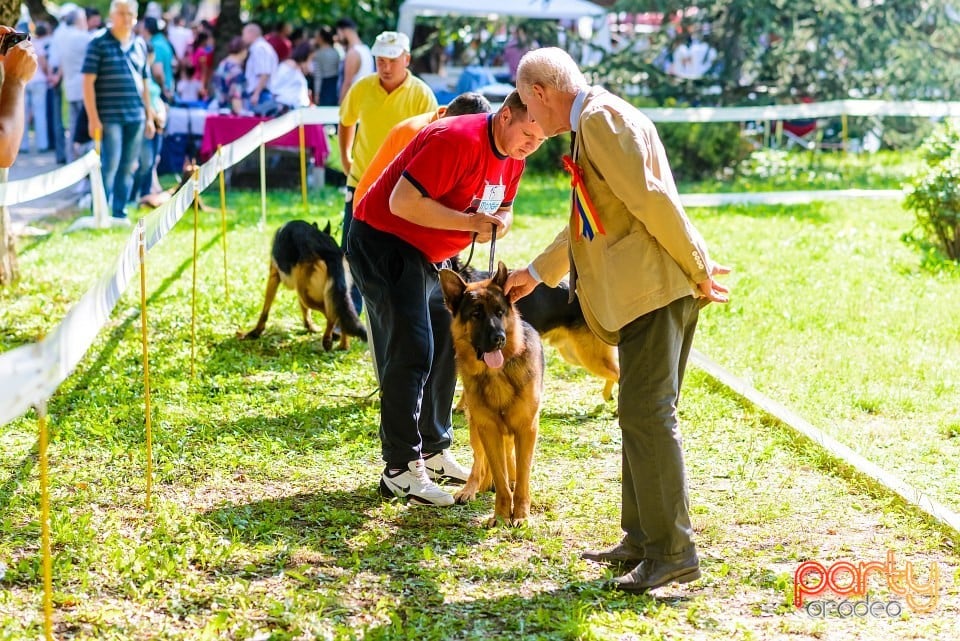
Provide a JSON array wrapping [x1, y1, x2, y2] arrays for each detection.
[[238, 328, 262, 340], [510, 506, 530, 527], [454, 488, 477, 504], [321, 338, 334, 351], [485, 514, 504, 528]]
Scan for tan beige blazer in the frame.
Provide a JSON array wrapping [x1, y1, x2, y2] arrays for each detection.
[[531, 87, 713, 345]]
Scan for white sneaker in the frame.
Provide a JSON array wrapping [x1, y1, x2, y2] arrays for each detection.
[[380, 459, 454, 506], [423, 449, 470, 485]]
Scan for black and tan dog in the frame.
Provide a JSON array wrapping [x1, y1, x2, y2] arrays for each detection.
[[451, 257, 619, 401], [439, 262, 544, 526], [240, 220, 367, 351]]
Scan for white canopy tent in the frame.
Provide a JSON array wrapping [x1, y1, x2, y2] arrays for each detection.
[[397, 0, 612, 53]]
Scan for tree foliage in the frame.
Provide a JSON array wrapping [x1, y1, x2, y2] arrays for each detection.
[[602, 0, 960, 106], [245, 0, 401, 41], [904, 122, 960, 261]]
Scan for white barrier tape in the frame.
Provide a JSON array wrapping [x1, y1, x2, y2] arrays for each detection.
[[0, 150, 101, 207], [299, 106, 339, 126], [145, 176, 196, 252], [262, 110, 300, 142], [0, 112, 322, 427], [640, 99, 960, 123], [690, 349, 960, 534], [0, 224, 142, 426], [681, 189, 904, 208]]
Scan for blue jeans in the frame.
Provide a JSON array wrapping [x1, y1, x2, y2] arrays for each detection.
[[100, 120, 145, 219], [131, 132, 163, 201]]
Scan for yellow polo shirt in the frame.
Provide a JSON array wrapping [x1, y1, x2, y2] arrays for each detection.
[[339, 72, 438, 188]]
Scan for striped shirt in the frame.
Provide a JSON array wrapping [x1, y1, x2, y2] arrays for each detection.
[[82, 30, 148, 124]]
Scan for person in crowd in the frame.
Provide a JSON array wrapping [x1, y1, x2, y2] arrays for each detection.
[[312, 26, 340, 107], [82, 0, 156, 221], [176, 62, 203, 103], [506, 47, 729, 592], [45, 10, 79, 164], [143, 16, 174, 102], [265, 21, 292, 61], [84, 6, 102, 32], [0, 24, 39, 166], [241, 22, 279, 114], [335, 17, 373, 104], [212, 36, 248, 115], [501, 24, 537, 83], [338, 30, 437, 312], [345, 90, 546, 505], [130, 40, 165, 205], [189, 30, 214, 96], [165, 14, 193, 61], [353, 91, 491, 205], [267, 41, 314, 114], [46, 6, 91, 163], [21, 21, 50, 154]]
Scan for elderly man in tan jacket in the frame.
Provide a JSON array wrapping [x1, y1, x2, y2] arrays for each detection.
[[505, 47, 729, 593]]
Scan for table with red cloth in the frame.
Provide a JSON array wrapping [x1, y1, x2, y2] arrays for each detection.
[[198, 114, 329, 166]]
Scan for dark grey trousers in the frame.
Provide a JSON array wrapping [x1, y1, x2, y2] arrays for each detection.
[[618, 295, 700, 562]]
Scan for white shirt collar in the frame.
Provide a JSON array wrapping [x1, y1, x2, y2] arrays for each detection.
[[570, 88, 589, 132]]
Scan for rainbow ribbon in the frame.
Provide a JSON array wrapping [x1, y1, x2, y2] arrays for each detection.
[[562, 155, 605, 241]]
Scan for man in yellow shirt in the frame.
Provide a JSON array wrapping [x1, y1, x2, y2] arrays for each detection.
[[353, 92, 491, 206], [338, 31, 437, 312]]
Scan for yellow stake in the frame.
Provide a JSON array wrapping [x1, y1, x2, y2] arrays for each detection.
[[36, 401, 53, 641], [138, 218, 153, 510], [841, 112, 849, 154], [299, 123, 308, 217], [218, 146, 229, 304], [191, 167, 200, 378], [37, 401, 54, 641]]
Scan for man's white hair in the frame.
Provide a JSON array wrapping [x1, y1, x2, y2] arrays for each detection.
[[109, 0, 138, 15], [516, 47, 587, 95]]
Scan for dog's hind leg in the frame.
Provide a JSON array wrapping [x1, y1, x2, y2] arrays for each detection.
[[240, 263, 282, 339], [561, 333, 620, 402]]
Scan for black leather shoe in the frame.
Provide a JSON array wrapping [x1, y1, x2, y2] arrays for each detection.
[[612, 555, 701, 592], [580, 541, 645, 566]]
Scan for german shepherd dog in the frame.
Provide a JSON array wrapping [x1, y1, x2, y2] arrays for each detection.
[[450, 257, 619, 401], [240, 220, 367, 351], [439, 262, 544, 526]]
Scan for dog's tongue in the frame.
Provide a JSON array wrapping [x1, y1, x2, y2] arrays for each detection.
[[483, 350, 505, 369]]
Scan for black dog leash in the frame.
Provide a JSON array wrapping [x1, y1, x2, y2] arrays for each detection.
[[488, 222, 497, 274], [456, 222, 498, 276]]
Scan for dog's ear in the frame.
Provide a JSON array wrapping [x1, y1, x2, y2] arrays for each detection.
[[438, 268, 467, 314], [492, 261, 509, 289], [323, 221, 332, 236]]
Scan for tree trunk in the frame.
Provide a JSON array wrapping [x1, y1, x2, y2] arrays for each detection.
[[0, 0, 19, 26], [23, 0, 52, 25], [214, 0, 243, 65]]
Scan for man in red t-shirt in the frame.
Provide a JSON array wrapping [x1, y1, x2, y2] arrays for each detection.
[[347, 91, 545, 506]]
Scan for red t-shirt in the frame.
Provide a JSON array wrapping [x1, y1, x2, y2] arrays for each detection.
[[265, 34, 292, 61], [354, 113, 525, 263]]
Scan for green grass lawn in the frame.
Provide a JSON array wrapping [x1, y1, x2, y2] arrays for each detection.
[[1, 173, 959, 640]]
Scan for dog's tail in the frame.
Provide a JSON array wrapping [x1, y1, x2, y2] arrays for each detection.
[[328, 255, 368, 341]]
